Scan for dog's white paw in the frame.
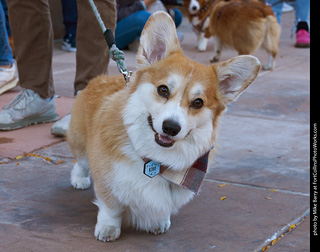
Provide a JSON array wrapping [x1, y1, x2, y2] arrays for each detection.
[[262, 56, 275, 71], [197, 37, 208, 51], [71, 176, 91, 190], [197, 43, 207, 52], [149, 218, 171, 235], [70, 162, 91, 189], [94, 224, 121, 242], [262, 63, 274, 71]]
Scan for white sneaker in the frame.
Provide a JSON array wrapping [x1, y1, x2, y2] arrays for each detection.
[[0, 63, 19, 95], [0, 89, 59, 130], [51, 90, 81, 137], [282, 3, 294, 13], [51, 113, 71, 137]]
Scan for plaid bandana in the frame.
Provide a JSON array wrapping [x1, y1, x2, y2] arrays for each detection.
[[143, 150, 211, 195]]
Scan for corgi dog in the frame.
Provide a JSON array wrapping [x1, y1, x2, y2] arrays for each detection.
[[67, 11, 260, 242], [183, 0, 214, 51], [183, 0, 280, 70]]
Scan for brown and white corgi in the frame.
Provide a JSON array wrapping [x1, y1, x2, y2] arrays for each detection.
[[183, 0, 214, 51], [67, 11, 260, 242], [183, 0, 280, 70]]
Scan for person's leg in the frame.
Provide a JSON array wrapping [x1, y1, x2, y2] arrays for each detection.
[[0, 0, 59, 130], [0, 0, 13, 66], [61, 0, 77, 52], [115, 10, 150, 50], [267, 0, 283, 24], [1, 0, 10, 36], [0, 0, 18, 95], [8, 0, 54, 99], [170, 8, 182, 28], [61, 0, 78, 36], [51, 0, 116, 136], [295, 0, 310, 25], [294, 0, 310, 47], [74, 0, 116, 93]]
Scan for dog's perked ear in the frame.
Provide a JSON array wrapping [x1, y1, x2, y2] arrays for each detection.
[[137, 11, 182, 68], [215, 55, 261, 104]]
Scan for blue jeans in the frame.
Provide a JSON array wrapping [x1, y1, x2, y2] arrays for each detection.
[[267, 0, 310, 27], [115, 10, 182, 50], [115, 10, 151, 50], [0, 0, 13, 66]]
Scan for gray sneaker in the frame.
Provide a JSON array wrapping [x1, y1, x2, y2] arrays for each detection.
[[0, 89, 59, 130]]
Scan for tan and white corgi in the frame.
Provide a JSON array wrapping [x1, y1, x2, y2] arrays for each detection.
[[67, 11, 260, 242], [183, 0, 214, 51], [183, 0, 280, 70]]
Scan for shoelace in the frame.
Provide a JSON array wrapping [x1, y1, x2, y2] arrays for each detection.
[[3, 89, 34, 110]]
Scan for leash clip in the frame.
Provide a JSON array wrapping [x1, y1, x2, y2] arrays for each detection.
[[121, 70, 133, 85]]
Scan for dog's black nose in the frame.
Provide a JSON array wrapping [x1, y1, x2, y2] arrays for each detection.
[[192, 6, 197, 11], [162, 120, 181, 137]]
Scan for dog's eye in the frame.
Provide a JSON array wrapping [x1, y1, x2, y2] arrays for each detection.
[[191, 98, 204, 109], [157, 85, 170, 98]]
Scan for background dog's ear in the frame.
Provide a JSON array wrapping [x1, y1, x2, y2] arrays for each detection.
[[215, 55, 261, 104], [137, 11, 181, 67]]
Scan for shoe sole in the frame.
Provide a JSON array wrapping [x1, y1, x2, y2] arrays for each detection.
[[61, 43, 77, 53], [0, 78, 19, 95], [0, 113, 60, 131], [295, 43, 310, 48]]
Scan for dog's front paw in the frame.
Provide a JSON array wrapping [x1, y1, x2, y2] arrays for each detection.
[[197, 43, 207, 52], [262, 63, 274, 71], [94, 224, 121, 242], [149, 218, 171, 235], [197, 37, 208, 52], [71, 176, 91, 190], [210, 56, 220, 63]]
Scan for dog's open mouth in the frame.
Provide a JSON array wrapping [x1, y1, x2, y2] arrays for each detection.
[[148, 115, 175, 148]]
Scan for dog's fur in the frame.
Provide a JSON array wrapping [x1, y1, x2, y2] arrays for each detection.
[[67, 11, 260, 242], [183, 0, 280, 70]]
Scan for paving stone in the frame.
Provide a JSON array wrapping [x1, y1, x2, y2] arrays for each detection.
[[0, 158, 309, 252]]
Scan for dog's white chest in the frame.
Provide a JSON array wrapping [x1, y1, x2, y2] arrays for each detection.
[[111, 159, 193, 213]]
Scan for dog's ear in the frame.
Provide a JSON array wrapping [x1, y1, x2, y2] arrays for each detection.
[[137, 11, 181, 68], [215, 55, 261, 104]]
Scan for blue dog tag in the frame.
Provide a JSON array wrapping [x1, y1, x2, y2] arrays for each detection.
[[144, 160, 160, 178]]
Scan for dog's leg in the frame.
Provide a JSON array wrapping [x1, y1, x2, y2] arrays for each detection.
[[197, 32, 208, 51], [262, 54, 275, 71], [94, 195, 122, 242], [149, 215, 171, 235], [261, 16, 280, 71], [70, 158, 91, 189], [210, 36, 222, 63], [192, 27, 201, 49]]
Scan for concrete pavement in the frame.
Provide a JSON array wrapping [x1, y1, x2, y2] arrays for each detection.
[[0, 11, 310, 252]]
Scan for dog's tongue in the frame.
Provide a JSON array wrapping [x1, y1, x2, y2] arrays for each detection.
[[159, 134, 174, 144]]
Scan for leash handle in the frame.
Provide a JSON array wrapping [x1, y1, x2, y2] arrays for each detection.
[[88, 0, 132, 84], [104, 28, 115, 49]]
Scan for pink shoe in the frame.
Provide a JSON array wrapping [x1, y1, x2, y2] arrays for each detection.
[[295, 29, 310, 48]]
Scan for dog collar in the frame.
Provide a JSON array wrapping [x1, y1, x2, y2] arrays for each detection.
[[192, 15, 209, 32], [142, 147, 213, 195]]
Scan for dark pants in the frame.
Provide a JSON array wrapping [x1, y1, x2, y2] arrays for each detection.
[[7, 0, 116, 99], [61, 0, 78, 36]]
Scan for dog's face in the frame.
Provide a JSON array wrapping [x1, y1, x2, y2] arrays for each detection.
[[183, 0, 208, 15], [123, 12, 260, 170]]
